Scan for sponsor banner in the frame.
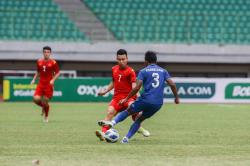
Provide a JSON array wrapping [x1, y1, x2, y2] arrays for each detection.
[[3, 77, 250, 103], [164, 83, 215, 99], [225, 83, 250, 99], [3, 77, 113, 102], [164, 78, 250, 103]]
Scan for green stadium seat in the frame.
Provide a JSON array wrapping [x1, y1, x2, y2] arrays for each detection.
[[84, 0, 250, 44], [0, 0, 88, 41]]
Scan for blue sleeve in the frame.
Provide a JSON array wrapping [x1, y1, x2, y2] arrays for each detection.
[[165, 70, 171, 80], [137, 70, 144, 81]]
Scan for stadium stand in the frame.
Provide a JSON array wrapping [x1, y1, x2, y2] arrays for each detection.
[[84, 0, 250, 44], [0, 1, 250, 78], [54, 0, 115, 41], [0, 0, 88, 41]]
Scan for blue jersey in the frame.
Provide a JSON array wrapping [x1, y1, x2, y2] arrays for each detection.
[[137, 64, 171, 104]]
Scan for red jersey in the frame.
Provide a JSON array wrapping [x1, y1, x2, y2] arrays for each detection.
[[112, 65, 136, 99], [37, 59, 59, 86]]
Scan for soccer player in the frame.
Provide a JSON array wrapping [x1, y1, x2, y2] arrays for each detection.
[[99, 51, 179, 143], [95, 49, 150, 141], [31, 46, 60, 122]]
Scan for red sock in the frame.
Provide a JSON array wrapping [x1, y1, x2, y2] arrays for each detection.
[[44, 104, 50, 117], [132, 112, 143, 121], [102, 126, 110, 133], [132, 113, 139, 121]]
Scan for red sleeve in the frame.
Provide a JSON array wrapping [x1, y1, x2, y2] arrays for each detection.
[[36, 60, 39, 72], [112, 67, 115, 82], [53, 60, 60, 74], [130, 69, 136, 83]]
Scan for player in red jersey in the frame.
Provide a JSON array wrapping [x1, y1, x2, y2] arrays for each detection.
[[31, 46, 60, 122], [95, 49, 150, 141]]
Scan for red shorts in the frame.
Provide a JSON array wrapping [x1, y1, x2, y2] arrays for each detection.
[[34, 84, 54, 99], [109, 97, 136, 112]]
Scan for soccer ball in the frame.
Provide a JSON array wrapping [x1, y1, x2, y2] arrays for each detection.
[[104, 128, 119, 143]]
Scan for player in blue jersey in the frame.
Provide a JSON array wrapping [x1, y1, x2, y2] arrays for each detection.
[[98, 51, 179, 143]]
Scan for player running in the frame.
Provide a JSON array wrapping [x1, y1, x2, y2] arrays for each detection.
[[31, 46, 60, 122], [95, 49, 150, 141], [99, 51, 179, 143]]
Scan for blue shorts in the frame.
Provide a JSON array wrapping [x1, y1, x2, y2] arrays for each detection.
[[129, 99, 162, 120]]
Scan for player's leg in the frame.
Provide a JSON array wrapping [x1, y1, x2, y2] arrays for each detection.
[[33, 95, 43, 107], [110, 107, 134, 126], [121, 116, 146, 143], [95, 104, 117, 141], [33, 86, 45, 115], [98, 109, 130, 127], [128, 100, 140, 121], [102, 105, 117, 132], [127, 100, 150, 137], [43, 86, 53, 123], [42, 96, 50, 122], [33, 84, 45, 116], [134, 113, 150, 137], [99, 100, 144, 127], [104, 105, 117, 121], [33, 95, 45, 116], [121, 103, 162, 143]]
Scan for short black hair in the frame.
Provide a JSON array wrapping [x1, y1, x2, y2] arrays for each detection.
[[145, 51, 157, 63], [117, 49, 127, 56], [43, 46, 52, 52]]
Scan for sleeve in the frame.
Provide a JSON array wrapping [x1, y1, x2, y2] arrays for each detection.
[[165, 69, 171, 81], [36, 60, 39, 72], [137, 70, 144, 81], [53, 60, 60, 74], [130, 69, 136, 83], [111, 68, 114, 82]]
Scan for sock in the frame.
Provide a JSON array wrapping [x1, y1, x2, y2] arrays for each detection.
[[44, 104, 50, 117], [113, 110, 129, 125], [131, 113, 139, 121], [126, 120, 141, 139], [102, 126, 110, 133]]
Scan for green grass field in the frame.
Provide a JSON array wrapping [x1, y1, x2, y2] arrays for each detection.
[[0, 102, 250, 166]]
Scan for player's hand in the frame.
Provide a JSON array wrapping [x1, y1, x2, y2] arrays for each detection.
[[136, 92, 140, 97], [98, 91, 106, 96], [175, 98, 180, 104], [30, 80, 35, 84], [50, 80, 54, 85], [119, 98, 127, 105]]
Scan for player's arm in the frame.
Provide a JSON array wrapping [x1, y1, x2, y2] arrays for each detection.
[[50, 71, 60, 85], [132, 82, 140, 97], [120, 79, 142, 105], [131, 69, 140, 97], [31, 72, 39, 84], [31, 60, 40, 84], [98, 81, 114, 96], [166, 79, 179, 104], [50, 61, 60, 85]]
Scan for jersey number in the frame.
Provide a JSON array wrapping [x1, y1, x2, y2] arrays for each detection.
[[118, 74, 122, 82], [43, 66, 46, 72], [152, 73, 160, 88]]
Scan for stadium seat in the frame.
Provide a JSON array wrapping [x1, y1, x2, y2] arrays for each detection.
[[84, 0, 250, 44], [0, 0, 88, 41]]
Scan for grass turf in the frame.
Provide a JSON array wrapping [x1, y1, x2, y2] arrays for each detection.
[[0, 102, 250, 166]]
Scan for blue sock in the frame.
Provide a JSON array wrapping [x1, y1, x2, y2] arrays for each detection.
[[112, 110, 129, 125], [126, 120, 141, 139]]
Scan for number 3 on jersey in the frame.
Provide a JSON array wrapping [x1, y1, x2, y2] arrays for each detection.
[[152, 73, 160, 88]]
